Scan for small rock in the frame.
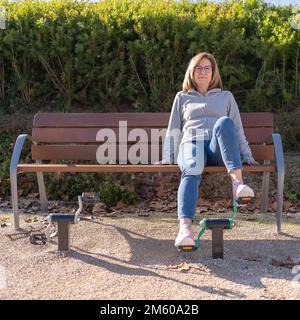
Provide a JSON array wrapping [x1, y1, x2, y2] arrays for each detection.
[[1, 223, 11, 227]]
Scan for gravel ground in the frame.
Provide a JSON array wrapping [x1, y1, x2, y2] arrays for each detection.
[[0, 212, 300, 300]]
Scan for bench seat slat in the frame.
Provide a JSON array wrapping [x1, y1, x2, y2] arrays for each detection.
[[240, 112, 273, 127], [33, 112, 274, 128], [17, 163, 276, 173], [32, 127, 273, 144], [32, 127, 167, 144], [31, 145, 275, 161], [34, 113, 171, 128]]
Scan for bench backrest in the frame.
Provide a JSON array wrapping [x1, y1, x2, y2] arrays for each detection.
[[31, 112, 275, 163]]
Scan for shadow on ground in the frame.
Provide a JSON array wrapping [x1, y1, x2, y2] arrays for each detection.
[[66, 219, 300, 293], [4, 217, 300, 299]]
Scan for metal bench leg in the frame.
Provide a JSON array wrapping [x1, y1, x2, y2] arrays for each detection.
[[211, 227, 224, 259], [276, 171, 284, 233], [10, 169, 19, 229], [261, 160, 270, 213], [36, 160, 48, 212], [10, 134, 29, 230], [272, 133, 285, 233], [57, 221, 70, 251]]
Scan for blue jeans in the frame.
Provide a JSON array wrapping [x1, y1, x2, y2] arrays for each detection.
[[177, 116, 243, 220]]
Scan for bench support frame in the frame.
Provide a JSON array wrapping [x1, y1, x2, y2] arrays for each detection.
[[10, 134, 48, 229], [10, 132, 285, 233], [272, 133, 285, 233]]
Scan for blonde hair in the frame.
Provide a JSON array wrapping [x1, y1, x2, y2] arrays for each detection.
[[182, 52, 223, 93]]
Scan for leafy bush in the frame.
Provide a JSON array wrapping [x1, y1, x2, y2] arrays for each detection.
[[0, 1, 299, 114], [0, 0, 299, 158], [100, 174, 138, 207]]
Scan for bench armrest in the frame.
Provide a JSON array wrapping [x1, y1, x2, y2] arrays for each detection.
[[10, 134, 38, 174]]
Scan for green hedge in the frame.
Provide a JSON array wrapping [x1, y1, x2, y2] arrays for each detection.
[[0, 0, 299, 148], [0, 0, 300, 113], [1, 0, 299, 204]]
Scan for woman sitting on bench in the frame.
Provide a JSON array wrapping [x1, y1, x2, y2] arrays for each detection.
[[159, 52, 258, 248]]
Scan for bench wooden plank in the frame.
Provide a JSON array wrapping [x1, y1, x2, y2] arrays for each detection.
[[32, 127, 273, 144], [32, 127, 167, 144], [243, 128, 273, 143], [33, 113, 171, 128], [31, 144, 275, 161], [17, 163, 276, 173], [32, 144, 163, 161], [33, 112, 274, 128], [240, 113, 273, 127]]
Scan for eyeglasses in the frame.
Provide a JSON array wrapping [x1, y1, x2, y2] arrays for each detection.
[[194, 66, 212, 74]]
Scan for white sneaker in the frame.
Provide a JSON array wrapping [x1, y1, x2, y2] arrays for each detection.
[[175, 233, 195, 247], [233, 180, 254, 200], [175, 219, 195, 247]]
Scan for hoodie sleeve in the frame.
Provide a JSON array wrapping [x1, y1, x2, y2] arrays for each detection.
[[228, 92, 254, 162], [162, 92, 183, 163]]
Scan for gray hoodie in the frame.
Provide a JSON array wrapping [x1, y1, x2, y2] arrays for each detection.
[[163, 88, 254, 163]]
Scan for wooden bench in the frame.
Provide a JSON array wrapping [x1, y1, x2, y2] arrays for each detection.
[[10, 112, 284, 232]]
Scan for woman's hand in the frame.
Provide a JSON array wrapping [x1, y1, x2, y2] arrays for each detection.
[[154, 159, 173, 165], [245, 158, 259, 165]]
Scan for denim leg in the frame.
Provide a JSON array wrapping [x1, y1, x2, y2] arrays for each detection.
[[177, 140, 205, 220], [207, 116, 243, 172], [177, 174, 201, 220]]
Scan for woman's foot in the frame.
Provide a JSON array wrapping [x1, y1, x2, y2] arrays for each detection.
[[175, 218, 195, 247], [232, 180, 254, 200]]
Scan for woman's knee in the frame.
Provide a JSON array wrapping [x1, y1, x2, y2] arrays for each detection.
[[215, 116, 234, 128], [213, 116, 235, 136], [180, 172, 202, 188], [181, 159, 204, 176]]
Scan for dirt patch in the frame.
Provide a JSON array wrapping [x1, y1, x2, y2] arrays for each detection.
[[0, 212, 300, 300]]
